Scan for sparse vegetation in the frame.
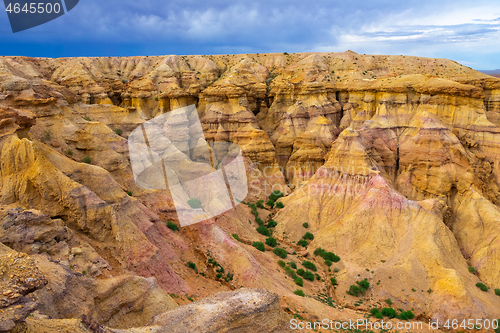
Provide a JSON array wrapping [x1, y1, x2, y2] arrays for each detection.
[[114, 128, 123, 135], [302, 223, 309, 228], [294, 277, 303, 287], [232, 234, 240, 241], [495, 288, 500, 296], [330, 277, 337, 285], [288, 262, 297, 269], [284, 266, 297, 278], [314, 247, 340, 262], [83, 116, 91, 121], [468, 266, 476, 274], [278, 260, 286, 267], [127, 191, 132, 196], [166, 221, 179, 231], [82, 156, 91, 164], [65, 149, 73, 155], [187, 261, 196, 270], [256, 200, 265, 209]]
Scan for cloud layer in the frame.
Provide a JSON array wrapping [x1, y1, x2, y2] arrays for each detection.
[[0, 0, 499, 69]]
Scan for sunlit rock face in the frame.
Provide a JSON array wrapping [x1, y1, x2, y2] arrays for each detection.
[[1, 51, 500, 331]]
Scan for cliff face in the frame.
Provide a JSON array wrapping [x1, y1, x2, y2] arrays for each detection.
[[1, 51, 500, 331]]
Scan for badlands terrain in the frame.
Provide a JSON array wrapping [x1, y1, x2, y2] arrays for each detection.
[[1, 51, 500, 332]]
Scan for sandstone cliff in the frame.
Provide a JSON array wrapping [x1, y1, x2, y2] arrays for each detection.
[[1, 51, 500, 332]]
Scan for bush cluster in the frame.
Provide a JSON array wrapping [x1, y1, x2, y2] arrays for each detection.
[[252, 242, 265, 252], [273, 247, 287, 259], [294, 277, 303, 287], [476, 282, 488, 292], [267, 220, 277, 228], [294, 289, 305, 297], [346, 279, 370, 297], [302, 261, 317, 272], [288, 262, 297, 269], [314, 247, 340, 262], [266, 190, 284, 208], [297, 239, 308, 247], [266, 237, 277, 247], [257, 225, 271, 236], [297, 269, 315, 281]]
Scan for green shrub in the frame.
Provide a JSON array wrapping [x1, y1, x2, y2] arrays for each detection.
[[267, 220, 277, 228], [232, 234, 240, 241], [384, 298, 392, 306], [303, 271, 315, 281], [83, 116, 92, 121], [294, 289, 305, 297], [294, 277, 303, 287], [347, 284, 364, 296], [166, 221, 179, 231], [302, 223, 309, 228], [288, 262, 297, 269], [187, 261, 196, 270], [252, 242, 265, 252], [82, 156, 91, 164], [278, 260, 286, 267], [257, 225, 271, 236], [273, 247, 287, 259], [284, 266, 297, 278], [330, 277, 337, 285], [324, 260, 332, 267], [297, 239, 308, 247], [216, 273, 222, 279], [256, 200, 264, 209], [314, 248, 325, 256], [276, 202, 284, 208], [381, 308, 397, 318], [302, 261, 317, 272], [374, 311, 383, 319], [114, 128, 123, 135], [187, 198, 202, 209], [495, 288, 500, 296], [357, 278, 370, 290], [398, 310, 415, 321], [255, 217, 264, 226], [155, 96, 159, 101], [82, 270, 87, 275], [333, 267, 340, 273], [266, 237, 277, 247], [476, 282, 488, 292], [65, 149, 73, 156], [296, 269, 305, 276], [468, 266, 476, 274], [370, 308, 380, 315], [315, 273, 321, 281], [265, 200, 275, 208], [302, 232, 314, 240], [269, 190, 284, 201]]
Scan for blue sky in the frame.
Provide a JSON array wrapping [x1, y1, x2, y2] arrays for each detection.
[[1, 0, 500, 69]]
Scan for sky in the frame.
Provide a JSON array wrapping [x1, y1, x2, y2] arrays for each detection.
[[1, 0, 500, 70]]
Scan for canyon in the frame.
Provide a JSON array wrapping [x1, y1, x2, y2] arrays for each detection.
[[1, 51, 500, 332]]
